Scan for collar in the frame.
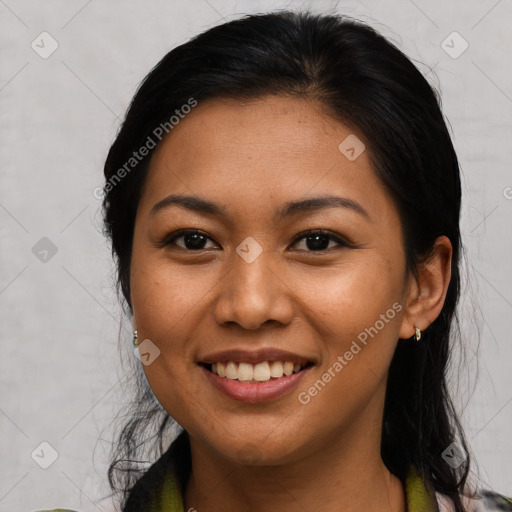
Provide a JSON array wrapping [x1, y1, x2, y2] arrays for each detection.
[[154, 465, 439, 512]]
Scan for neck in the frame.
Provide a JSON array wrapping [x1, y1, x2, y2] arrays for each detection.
[[183, 409, 406, 512]]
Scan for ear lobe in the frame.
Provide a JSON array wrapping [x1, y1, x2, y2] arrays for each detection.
[[398, 235, 453, 339], [398, 294, 421, 340]]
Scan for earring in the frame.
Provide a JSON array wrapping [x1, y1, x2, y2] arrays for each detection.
[[414, 326, 422, 341], [133, 330, 138, 348]]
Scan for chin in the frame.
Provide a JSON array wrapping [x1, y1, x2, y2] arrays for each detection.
[[207, 434, 306, 467]]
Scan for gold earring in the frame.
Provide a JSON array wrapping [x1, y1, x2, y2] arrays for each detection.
[[133, 330, 138, 347], [414, 326, 421, 341]]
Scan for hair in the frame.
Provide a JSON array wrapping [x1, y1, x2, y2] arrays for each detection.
[[102, 10, 473, 511]]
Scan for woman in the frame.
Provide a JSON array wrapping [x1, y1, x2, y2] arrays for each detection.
[[40, 10, 511, 512]]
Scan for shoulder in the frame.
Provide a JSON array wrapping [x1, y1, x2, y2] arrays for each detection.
[[436, 488, 512, 512]]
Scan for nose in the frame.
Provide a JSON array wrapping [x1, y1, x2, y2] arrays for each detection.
[[213, 250, 294, 330]]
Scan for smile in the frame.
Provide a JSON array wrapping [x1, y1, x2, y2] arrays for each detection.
[[203, 360, 312, 382], [199, 360, 314, 403]]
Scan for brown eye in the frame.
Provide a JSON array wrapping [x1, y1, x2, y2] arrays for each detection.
[[291, 230, 350, 252], [160, 230, 219, 251]]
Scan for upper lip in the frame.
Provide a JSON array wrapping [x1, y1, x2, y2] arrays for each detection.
[[198, 348, 315, 365]]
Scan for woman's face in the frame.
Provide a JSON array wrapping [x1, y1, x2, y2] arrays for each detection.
[[130, 95, 416, 465]]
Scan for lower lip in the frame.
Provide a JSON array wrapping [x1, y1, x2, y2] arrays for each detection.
[[200, 365, 312, 403]]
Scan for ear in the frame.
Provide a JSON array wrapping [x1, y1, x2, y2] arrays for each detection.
[[398, 235, 452, 340]]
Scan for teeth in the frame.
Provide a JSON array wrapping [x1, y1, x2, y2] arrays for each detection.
[[283, 362, 294, 376], [270, 361, 283, 377], [253, 362, 271, 381], [226, 361, 238, 380], [237, 362, 254, 381], [209, 361, 306, 382]]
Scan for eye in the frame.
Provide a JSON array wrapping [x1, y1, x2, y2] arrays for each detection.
[[159, 229, 219, 251], [290, 230, 351, 252], [158, 228, 351, 252]]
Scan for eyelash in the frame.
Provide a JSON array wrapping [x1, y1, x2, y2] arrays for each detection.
[[158, 229, 352, 252]]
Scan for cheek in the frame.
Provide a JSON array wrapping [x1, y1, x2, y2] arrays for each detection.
[[129, 255, 200, 395], [297, 253, 403, 340], [130, 254, 212, 337], [294, 276, 402, 434], [295, 254, 404, 409]]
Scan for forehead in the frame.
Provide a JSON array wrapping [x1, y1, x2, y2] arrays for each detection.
[[139, 95, 397, 226]]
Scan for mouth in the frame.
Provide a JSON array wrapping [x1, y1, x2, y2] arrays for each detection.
[[197, 348, 316, 402], [198, 354, 315, 403], [199, 360, 315, 383]]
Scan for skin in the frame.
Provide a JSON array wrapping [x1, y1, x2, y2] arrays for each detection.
[[129, 95, 452, 512]]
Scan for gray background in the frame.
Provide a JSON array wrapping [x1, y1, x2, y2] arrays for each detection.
[[1, 0, 511, 510]]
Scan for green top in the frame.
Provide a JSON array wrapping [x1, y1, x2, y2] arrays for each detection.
[[36, 464, 512, 512], [35, 465, 442, 512]]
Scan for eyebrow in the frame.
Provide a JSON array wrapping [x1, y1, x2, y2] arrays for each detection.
[[150, 194, 370, 221]]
